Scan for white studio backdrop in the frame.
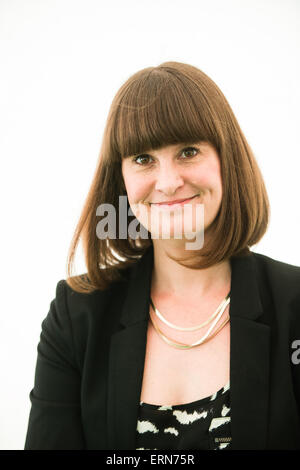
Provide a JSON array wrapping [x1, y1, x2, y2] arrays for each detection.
[[0, 0, 299, 449]]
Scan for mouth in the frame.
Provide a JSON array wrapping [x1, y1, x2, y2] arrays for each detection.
[[148, 193, 201, 207]]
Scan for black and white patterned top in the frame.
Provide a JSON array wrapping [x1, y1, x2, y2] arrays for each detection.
[[136, 381, 231, 450]]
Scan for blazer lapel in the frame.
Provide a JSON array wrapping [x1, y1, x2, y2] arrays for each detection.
[[107, 247, 153, 450], [107, 247, 271, 450], [229, 252, 271, 449]]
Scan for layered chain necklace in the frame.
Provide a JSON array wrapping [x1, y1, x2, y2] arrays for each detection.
[[149, 292, 231, 350]]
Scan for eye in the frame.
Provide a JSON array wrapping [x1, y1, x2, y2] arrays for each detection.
[[132, 146, 199, 166], [132, 154, 153, 166], [181, 146, 199, 159]]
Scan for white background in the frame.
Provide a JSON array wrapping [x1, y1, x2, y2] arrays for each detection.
[[0, 0, 299, 449]]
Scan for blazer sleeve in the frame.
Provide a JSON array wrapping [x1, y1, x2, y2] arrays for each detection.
[[24, 280, 85, 450]]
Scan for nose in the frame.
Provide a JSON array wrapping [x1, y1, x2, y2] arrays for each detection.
[[154, 162, 184, 196]]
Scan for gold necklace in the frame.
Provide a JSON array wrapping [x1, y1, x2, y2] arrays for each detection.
[[150, 292, 230, 332], [149, 297, 230, 350]]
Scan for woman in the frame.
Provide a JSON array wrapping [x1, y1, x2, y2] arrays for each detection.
[[24, 62, 300, 450]]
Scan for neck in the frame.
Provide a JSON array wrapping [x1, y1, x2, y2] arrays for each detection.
[[151, 241, 232, 300]]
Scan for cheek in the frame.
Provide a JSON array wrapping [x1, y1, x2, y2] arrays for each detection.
[[194, 162, 222, 193], [122, 171, 149, 203], [188, 169, 218, 192]]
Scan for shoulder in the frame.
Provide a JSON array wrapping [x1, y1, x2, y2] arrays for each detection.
[[250, 251, 300, 326], [251, 250, 300, 286], [52, 270, 128, 335], [251, 250, 300, 271], [56, 272, 132, 325], [45, 273, 133, 367]]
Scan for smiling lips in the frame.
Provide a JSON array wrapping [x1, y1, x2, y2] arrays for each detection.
[[150, 194, 200, 206]]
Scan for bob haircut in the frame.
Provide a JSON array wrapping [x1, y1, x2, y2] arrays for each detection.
[[66, 61, 270, 293]]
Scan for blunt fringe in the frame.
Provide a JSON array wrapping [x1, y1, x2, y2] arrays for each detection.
[[65, 61, 270, 293]]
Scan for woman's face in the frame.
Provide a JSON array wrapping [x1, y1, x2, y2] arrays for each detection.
[[121, 141, 223, 243]]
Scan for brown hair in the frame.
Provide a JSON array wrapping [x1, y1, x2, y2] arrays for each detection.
[[66, 61, 270, 293]]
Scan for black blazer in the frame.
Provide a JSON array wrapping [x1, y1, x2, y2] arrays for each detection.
[[24, 247, 300, 450]]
